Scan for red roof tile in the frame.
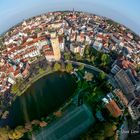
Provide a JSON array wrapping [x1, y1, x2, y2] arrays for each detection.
[[105, 100, 122, 118], [45, 50, 54, 56], [22, 68, 29, 77], [14, 69, 20, 76]]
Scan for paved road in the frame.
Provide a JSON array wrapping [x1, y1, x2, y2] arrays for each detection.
[[119, 117, 129, 140], [65, 60, 117, 88], [65, 60, 106, 75]]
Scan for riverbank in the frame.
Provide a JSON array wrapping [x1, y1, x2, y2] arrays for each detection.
[[0, 60, 75, 120], [15, 70, 53, 97], [0, 71, 77, 128], [0, 65, 117, 140]]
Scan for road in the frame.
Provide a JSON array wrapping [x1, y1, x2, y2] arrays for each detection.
[[65, 60, 117, 88], [119, 117, 129, 140]]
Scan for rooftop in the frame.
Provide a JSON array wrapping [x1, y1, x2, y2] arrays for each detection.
[[105, 100, 122, 118]]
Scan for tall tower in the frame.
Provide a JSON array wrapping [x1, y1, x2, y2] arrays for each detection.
[[73, 8, 75, 14]]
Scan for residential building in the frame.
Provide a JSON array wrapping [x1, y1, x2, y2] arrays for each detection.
[[114, 69, 135, 101], [70, 43, 85, 56], [110, 33, 120, 44], [125, 69, 137, 85], [103, 98, 122, 118], [58, 36, 65, 52], [44, 51, 55, 62], [128, 99, 140, 120], [7, 76, 16, 85], [111, 64, 121, 75], [92, 40, 103, 51], [113, 89, 128, 107]]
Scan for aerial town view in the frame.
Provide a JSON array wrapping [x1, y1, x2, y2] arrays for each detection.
[[0, 0, 140, 140]]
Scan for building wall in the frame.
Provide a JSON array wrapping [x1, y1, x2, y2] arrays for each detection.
[[114, 69, 135, 101]]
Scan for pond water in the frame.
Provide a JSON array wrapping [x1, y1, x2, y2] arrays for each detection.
[[0, 72, 77, 128]]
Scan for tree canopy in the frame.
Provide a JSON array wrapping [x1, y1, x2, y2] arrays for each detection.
[[101, 54, 111, 66], [66, 63, 73, 72], [98, 71, 106, 81], [78, 64, 84, 71], [53, 62, 61, 71]]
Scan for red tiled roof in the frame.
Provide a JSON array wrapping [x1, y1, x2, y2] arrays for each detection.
[[22, 68, 29, 77], [7, 66, 15, 74], [21, 37, 46, 47], [14, 69, 20, 76], [115, 90, 128, 106], [58, 36, 63, 43], [97, 34, 109, 40], [7, 46, 18, 54], [25, 63, 30, 69], [131, 69, 137, 77], [43, 45, 50, 50], [122, 60, 130, 69], [44, 50, 54, 56], [105, 100, 122, 118], [14, 54, 21, 59]]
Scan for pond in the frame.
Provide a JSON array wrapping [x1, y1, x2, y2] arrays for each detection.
[[0, 72, 77, 128]]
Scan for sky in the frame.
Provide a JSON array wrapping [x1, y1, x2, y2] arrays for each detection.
[[0, 0, 140, 35]]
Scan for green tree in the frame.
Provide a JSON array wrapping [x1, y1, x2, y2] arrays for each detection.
[[61, 63, 66, 71], [8, 129, 24, 140], [0, 126, 9, 140], [91, 56, 95, 64], [47, 65, 52, 72], [104, 83, 113, 92], [64, 52, 70, 60], [81, 121, 117, 140], [11, 77, 23, 94], [8, 130, 15, 140], [75, 53, 82, 61], [35, 28, 40, 33], [84, 47, 90, 55], [66, 63, 73, 73], [101, 54, 110, 66], [53, 62, 61, 71], [8, 126, 25, 140], [78, 64, 84, 71], [15, 126, 25, 134], [0, 37, 5, 51], [86, 86, 104, 104], [86, 55, 91, 62], [39, 68, 45, 74], [11, 84, 19, 94], [93, 131, 105, 140], [98, 72, 106, 81], [104, 123, 116, 138]]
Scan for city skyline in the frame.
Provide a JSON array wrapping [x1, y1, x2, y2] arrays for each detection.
[[0, 0, 140, 35]]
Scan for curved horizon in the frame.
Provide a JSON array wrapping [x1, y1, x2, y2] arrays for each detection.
[[0, 10, 138, 36], [0, 0, 140, 35]]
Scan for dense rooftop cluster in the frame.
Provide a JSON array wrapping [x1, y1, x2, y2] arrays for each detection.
[[0, 11, 140, 132]]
